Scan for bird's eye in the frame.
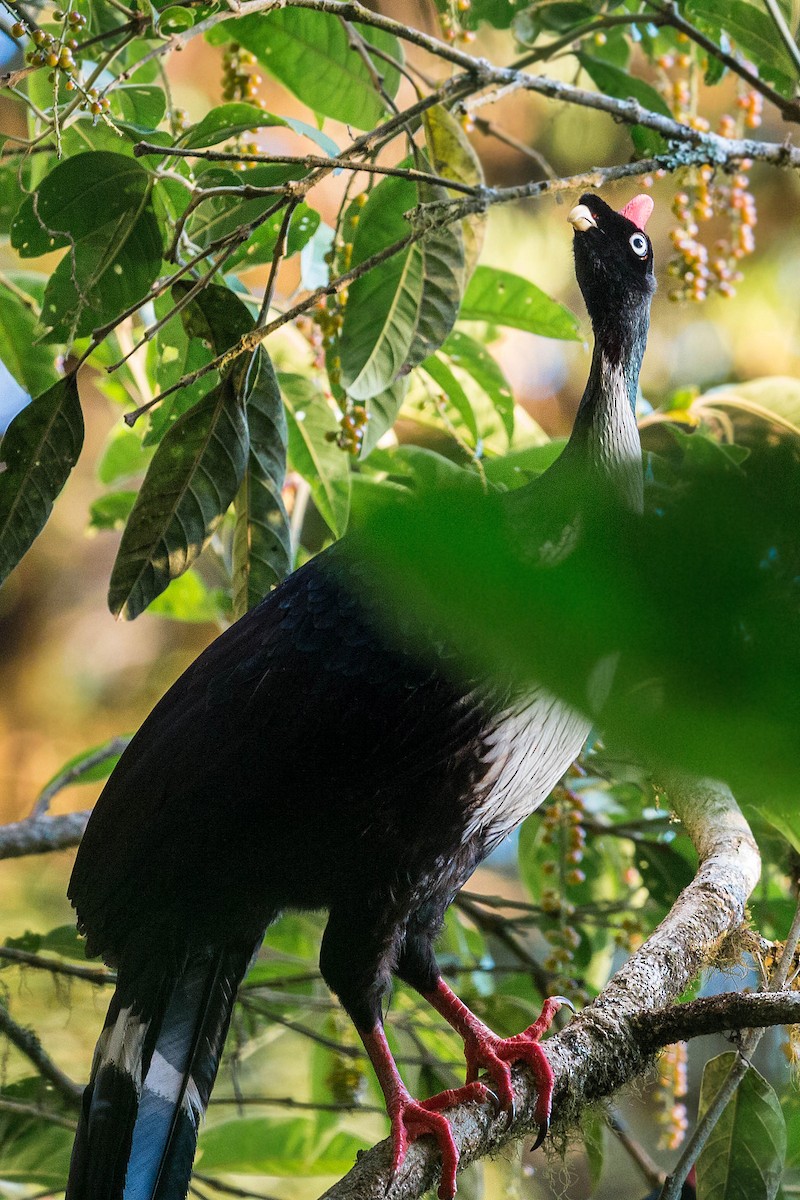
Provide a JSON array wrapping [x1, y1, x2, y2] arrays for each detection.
[[629, 232, 648, 257]]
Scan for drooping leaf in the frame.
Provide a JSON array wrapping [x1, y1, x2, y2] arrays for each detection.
[[0, 374, 83, 586], [282, 373, 351, 538], [340, 176, 464, 401], [233, 349, 291, 617], [696, 1052, 786, 1200], [579, 54, 674, 154], [207, 11, 402, 129], [422, 104, 486, 283], [460, 265, 581, 340], [108, 376, 249, 619], [11, 152, 162, 341]]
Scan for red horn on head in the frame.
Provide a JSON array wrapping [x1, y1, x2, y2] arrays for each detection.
[[621, 194, 654, 230]]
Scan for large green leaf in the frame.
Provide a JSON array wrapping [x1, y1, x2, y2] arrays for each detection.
[[197, 1114, 371, 1176], [11, 152, 162, 341], [0, 284, 58, 397], [578, 54, 674, 154], [696, 1052, 786, 1200], [282, 373, 351, 538], [233, 349, 291, 617], [207, 11, 401, 129], [108, 377, 249, 619], [340, 176, 464, 401], [359, 376, 410, 460], [0, 374, 83, 586], [692, 377, 800, 440], [460, 266, 581, 340]]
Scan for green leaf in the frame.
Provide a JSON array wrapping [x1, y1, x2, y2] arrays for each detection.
[[422, 104, 485, 283], [147, 569, 227, 622], [0, 374, 83, 586], [197, 1114, 371, 1175], [580, 1108, 605, 1190], [461, 266, 581, 340], [186, 164, 319, 269], [578, 54, 674, 154], [183, 101, 338, 156], [98, 425, 151, 485], [108, 378, 249, 620], [282, 373, 351, 538], [112, 84, 167, 129], [340, 176, 464, 400], [0, 284, 58, 397], [360, 376, 410, 459], [233, 350, 291, 617], [39, 736, 129, 794], [421, 353, 479, 441], [0, 1080, 73, 1187], [11, 152, 162, 341], [89, 490, 138, 531], [696, 1052, 786, 1200], [440, 330, 515, 439], [686, 0, 796, 95], [208, 11, 402, 129]]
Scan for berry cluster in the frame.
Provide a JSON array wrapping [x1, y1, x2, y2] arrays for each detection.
[[438, 0, 476, 45], [654, 1041, 689, 1151], [539, 786, 589, 1004], [667, 157, 757, 302], [220, 44, 265, 168], [12, 11, 116, 115]]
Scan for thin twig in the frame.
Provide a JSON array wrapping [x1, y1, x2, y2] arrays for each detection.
[[0, 1002, 82, 1107]]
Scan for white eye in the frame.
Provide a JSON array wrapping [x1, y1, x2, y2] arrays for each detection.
[[629, 232, 648, 257]]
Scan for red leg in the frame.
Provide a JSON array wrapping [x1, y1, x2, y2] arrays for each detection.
[[423, 979, 569, 1145], [360, 1023, 490, 1199]]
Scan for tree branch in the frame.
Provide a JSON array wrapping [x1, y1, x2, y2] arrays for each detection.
[[316, 777, 761, 1200], [0, 811, 90, 860]]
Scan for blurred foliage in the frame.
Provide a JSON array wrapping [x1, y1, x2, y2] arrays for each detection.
[[0, 1, 799, 1199]]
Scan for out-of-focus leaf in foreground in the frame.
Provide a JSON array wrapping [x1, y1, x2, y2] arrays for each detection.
[[351, 440, 800, 800]]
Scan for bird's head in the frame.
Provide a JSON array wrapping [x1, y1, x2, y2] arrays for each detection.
[[568, 192, 656, 333]]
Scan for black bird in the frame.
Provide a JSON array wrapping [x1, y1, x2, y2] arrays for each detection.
[[65, 192, 656, 1200]]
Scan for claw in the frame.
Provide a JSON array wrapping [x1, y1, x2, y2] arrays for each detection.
[[531, 1114, 550, 1151]]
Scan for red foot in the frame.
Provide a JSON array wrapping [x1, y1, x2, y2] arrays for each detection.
[[426, 983, 570, 1146], [360, 1025, 491, 1200], [388, 1080, 490, 1200]]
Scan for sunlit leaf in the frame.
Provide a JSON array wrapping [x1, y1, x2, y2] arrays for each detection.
[[460, 266, 580, 340], [0, 374, 83, 586], [182, 101, 339, 156], [282, 373, 351, 538], [423, 103, 486, 283], [0, 283, 58, 397], [686, 0, 795, 95], [440, 330, 515, 439]]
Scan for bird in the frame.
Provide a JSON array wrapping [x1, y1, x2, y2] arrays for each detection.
[[65, 190, 656, 1200]]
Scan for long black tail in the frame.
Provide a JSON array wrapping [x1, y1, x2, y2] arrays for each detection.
[[66, 941, 258, 1200]]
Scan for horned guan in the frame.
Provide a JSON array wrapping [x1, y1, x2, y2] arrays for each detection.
[[66, 192, 655, 1200]]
